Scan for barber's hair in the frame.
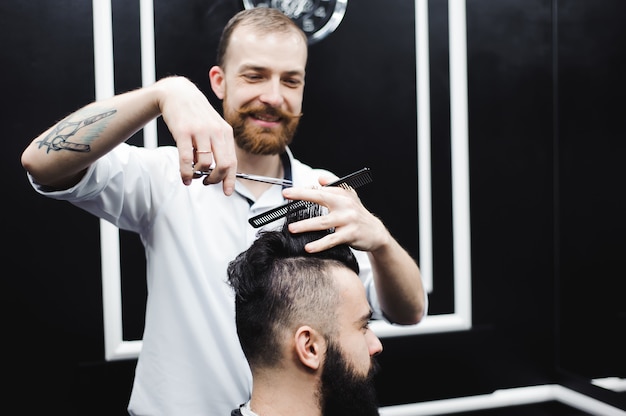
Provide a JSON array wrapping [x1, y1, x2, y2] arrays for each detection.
[[227, 205, 359, 368], [216, 7, 308, 69]]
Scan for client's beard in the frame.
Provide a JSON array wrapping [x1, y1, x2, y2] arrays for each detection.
[[223, 101, 302, 155], [319, 341, 381, 416]]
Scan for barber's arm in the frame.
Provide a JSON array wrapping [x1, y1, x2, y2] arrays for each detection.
[[365, 232, 426, 325], [21, 76, 237, 194], [282, 183, 426, 325]]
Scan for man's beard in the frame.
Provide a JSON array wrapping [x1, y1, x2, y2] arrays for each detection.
[[319, 341, 381, 416], [223, 100, 301, 155]]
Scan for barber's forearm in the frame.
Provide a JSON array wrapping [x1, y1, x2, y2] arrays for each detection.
[[21, 84, 160, 189], [370, 238, 426, 325]]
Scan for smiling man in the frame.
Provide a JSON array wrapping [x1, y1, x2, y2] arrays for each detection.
[[21, 7, 426, 415]]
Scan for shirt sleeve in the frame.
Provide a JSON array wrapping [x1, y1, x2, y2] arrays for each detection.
[[26, 143, 180, 233]]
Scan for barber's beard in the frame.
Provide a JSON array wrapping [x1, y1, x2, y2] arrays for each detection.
[[223, 100, 301, 155], [319, 341, 381, 416]]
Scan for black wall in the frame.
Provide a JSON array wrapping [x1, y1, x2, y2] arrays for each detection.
[[3, 0, 625, 414]]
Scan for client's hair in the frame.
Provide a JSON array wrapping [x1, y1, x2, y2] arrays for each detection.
[[227, 204, 359, 368]]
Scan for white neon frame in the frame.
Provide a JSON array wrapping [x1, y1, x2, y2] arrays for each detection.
[[94, 0, 473, 361], [379, 384, 626, 416]]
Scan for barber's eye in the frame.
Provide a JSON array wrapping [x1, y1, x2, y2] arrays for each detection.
[[283, 78, 302, 87], [243, 73, 263, 82]]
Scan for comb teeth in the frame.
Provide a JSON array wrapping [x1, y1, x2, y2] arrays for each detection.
[[248, 200, 311, 228], [340, 172, 373, 189], [248, 167, 373, 228], [328, 167, 373, 189]]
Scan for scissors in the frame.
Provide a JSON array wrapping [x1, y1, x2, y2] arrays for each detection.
[[193, 169, 293, 187]]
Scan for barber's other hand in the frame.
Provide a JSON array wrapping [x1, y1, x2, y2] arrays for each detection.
[[282, 175, 389, 253], [155, 76, 237, 195]]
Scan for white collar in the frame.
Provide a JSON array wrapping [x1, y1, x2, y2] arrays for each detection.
[[239, 400, 258, 416]]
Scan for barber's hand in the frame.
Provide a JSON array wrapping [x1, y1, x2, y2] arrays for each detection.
[[282, 175, 389, 253], [156, 76, 237, 195]]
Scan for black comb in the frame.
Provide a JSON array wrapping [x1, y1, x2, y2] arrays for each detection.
[[248, 167, 373, 228]]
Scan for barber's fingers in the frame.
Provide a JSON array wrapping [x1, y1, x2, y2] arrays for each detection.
[[157, 77, 236, 194], [283, 185, 384, 252], [178, 125, 237, 194], [291, 207, 383, 253], [202, 124, 237, 195], [282, 184, 357, 207], [191, 146, 214, 178], [176, 117, 237, 194], [316, 173, 339, 186], [282, 186, 362, 233]]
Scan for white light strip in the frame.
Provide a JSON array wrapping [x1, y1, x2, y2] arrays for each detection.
[[373, 0, 472, 337], [380, 385, 554, 415], [448, 0, 472, 320], [371, 313, 471, 338], [93, 0, 130, 361], [555, 385, 626, 416], [93, 0, 114, 100], [140, 0, 158, 149], [593, 377, 626, 393], [94, 0, 155, 360], [100, 0, 474, 360], [379, 384, 626, 416], [416, 0, 433, 294]]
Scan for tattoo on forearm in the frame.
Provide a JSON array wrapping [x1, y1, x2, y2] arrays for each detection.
[[37, 109, 117, 153]]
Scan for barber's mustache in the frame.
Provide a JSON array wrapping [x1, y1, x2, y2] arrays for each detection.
[[236, 104, 303, 120]]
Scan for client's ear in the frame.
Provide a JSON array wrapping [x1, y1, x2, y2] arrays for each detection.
[[294, 326, 324, 370]]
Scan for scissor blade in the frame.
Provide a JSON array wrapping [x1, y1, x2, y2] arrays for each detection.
[[194, 170, 292, 187]]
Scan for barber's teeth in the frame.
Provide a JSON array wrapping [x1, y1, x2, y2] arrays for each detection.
[[257, 115, 279, 122]]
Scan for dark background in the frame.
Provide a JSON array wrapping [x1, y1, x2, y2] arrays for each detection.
[[2, 0, 625, 414]]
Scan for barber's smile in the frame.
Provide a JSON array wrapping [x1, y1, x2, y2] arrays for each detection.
[[251, 113, 282, 128]]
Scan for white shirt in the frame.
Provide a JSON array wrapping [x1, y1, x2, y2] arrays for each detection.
[[29, 143, 381, 416]]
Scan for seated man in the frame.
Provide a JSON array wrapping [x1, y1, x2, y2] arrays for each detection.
[[227, 206, 384, 416]]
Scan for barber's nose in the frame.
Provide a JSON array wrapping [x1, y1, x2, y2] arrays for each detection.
[[259, 79, 284, 107]]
